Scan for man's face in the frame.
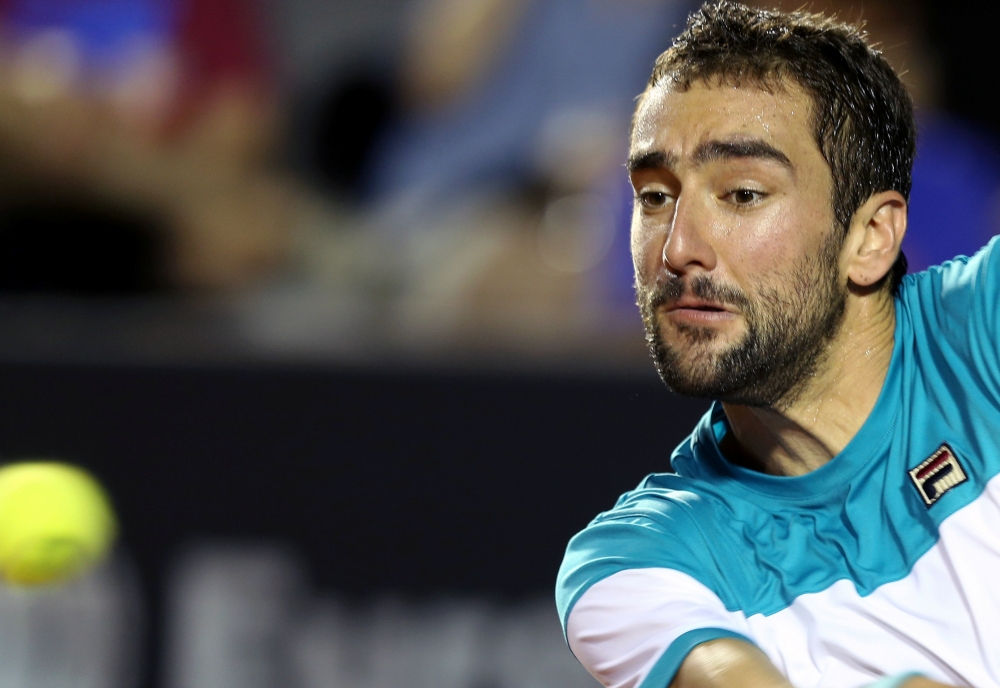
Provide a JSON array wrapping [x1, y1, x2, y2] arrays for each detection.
[[629, 79, 849, 407]]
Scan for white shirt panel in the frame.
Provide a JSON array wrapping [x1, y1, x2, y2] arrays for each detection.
[[750, 477, 1000, 688], [566, 567, 751, 688], [566, 477, 1000, 688]]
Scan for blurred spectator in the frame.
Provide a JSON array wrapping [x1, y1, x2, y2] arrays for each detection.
[[0, 0, 291, 293], [753, 0, 1000, 272], [273, 0, 408, 201], [289, 0, 693, 349], [364, 0, 690, 219]]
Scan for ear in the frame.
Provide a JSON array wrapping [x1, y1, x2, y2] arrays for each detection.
[[843, 190, 907, 288]]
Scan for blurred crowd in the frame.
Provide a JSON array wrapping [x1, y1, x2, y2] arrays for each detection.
[[0, 0, 286, 292], [0, 0, 996, 354]]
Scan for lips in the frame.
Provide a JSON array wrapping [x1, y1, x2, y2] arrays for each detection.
[[665, 298, 734, 314], [661, 297, 738, 325]]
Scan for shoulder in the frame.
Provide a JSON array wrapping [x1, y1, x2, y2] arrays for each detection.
[[555, 476, 761, 688], [899, 236, 1000, 314], [556, 472, 741, 628], [896, 238, 1000, 379], [556, 405, 746, 625]]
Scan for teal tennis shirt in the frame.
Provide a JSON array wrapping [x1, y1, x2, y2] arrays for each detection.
[[557, 237, 1000, 688]]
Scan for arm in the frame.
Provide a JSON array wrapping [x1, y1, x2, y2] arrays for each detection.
[[672, 639, 956, 688], [671, 639, 791, 688]]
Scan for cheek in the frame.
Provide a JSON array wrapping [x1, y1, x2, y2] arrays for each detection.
[[720, 205, 816, 278], [630, 209, 665, 282]]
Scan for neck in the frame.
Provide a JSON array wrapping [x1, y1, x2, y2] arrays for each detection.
[[720, 290, 896, 477]]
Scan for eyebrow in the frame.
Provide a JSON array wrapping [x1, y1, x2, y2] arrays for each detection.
[[627, 150, 677, 173], [693, 139, 793, 169], [627, 138, 794, 174]]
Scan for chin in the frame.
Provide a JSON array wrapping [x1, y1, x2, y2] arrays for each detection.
[[659, 319, 737, 351], [652, 341, 729, 396], [650, 325, 763, 402]]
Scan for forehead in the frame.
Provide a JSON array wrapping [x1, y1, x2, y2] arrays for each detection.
[[631, 80, 818, 161]]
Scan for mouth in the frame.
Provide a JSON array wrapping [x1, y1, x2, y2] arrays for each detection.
[[662, 299, 738, 324]]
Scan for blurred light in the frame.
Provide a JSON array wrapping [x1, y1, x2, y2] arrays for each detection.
[[6, 0, 179, 115], [12, 29, 81, 102]]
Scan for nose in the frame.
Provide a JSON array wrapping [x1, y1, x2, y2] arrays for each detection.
[[662, 194, 717, 276]]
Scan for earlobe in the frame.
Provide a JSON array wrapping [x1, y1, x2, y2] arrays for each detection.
[[845, 191, 907, 288]]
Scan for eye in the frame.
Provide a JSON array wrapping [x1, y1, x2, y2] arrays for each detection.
[[637, 190, 671, 209], [726, 188, 766, 206]]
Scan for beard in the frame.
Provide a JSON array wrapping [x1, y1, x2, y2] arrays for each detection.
[[636, 229, 847, 409]]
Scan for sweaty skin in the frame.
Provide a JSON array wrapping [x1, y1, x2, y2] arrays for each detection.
[[676, 639, 954, 688], [629, 80, 925, 685]]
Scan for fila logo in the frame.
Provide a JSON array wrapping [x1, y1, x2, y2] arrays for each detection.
[[908, 444, 968, 507]]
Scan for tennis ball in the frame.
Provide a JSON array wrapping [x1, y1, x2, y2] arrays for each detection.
[[0, 462, 117, 586]]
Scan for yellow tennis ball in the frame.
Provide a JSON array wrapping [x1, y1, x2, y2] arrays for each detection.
[[0, 462, 117, 586]]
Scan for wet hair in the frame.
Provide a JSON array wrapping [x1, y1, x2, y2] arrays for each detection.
[[640, 1, 914, 293]]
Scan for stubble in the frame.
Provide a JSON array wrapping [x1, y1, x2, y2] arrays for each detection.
[[636, 229, 847, 409]]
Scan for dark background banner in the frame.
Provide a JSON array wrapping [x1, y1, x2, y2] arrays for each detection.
[[0, 361, 708, 685]]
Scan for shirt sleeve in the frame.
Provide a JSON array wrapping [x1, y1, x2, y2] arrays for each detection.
[[556, 501, 756, 688], [906, 236, 1000, 393], [567, 567, 754, 688]]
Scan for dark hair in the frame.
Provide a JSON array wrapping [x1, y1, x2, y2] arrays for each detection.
[[641, 1, 914, 293]]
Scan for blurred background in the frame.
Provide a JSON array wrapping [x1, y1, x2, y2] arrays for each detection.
[[0, 0, 997, 686]]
